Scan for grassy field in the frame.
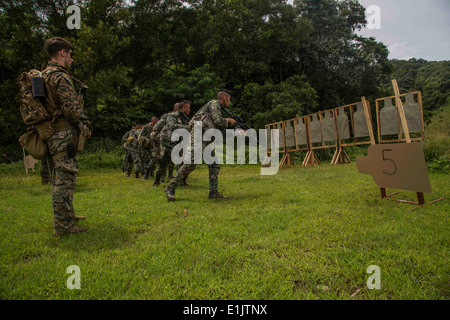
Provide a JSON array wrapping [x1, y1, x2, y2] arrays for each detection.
[[0, 160, 448, 300]]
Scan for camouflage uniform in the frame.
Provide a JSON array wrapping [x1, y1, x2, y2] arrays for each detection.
[[128, 128, 142, 177], [121, 130, 133, 174], [153, 111, 190, 186], [151, 113, 175, 183], [167, 100, 229, 195], [40, 157, 53, 185], [43, 62, 92, 235], [138, 122, 155, 179]]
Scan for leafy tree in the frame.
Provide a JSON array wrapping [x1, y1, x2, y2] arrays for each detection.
[[384, 59, 449, 122], [2, 0, 435, 163], [239, 74, 318, 129]]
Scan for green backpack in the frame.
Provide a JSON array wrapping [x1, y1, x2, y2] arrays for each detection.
[[17, 69, 52, 126], [16, 69, 54, 160]]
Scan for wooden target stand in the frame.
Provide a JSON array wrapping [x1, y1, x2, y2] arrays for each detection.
[[377, 80, 444, 209], [302, 149, 320, 167], [275, 121, 293, 167], [262, 121, 291, 168], [331, 97, 376, 165], [282, 117, 309, 167], [376, 91, 425, 145], [262, 117, 310, 168], [302, 115, 320, 167], [330, 107, 350, 165], [331, 141, 351, 165]]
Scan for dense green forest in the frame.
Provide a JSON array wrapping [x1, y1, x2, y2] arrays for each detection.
[[1, 0, 449, 162]]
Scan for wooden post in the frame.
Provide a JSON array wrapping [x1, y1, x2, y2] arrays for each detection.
[[417, 192, 425, 206], [361, 97, 376, 145], [392, 79, 411, 143]]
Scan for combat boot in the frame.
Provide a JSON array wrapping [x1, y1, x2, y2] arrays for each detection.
[[208, 190, 229, 199], [152, 172, 161, 188], [54, 226, 89, 237], [165, 186, 176, 201]]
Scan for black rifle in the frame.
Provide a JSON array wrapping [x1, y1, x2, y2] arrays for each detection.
[[221, 107, 258, 144], [221, 107, 251, 131], [179, 111, 191, 124]]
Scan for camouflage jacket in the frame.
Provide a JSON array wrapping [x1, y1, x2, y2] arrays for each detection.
[[189, 100, 229, 134], [139, 122, 155, 139], [122, 130, 131, 150], [131, 128, 141, 148], [138, 122, 156, 149], [122, 131, 130, 143], [152, 113, 170, 141], [160, 111, 190, 148], [44, 62, 91, 131], [153, 113, 169, 134]]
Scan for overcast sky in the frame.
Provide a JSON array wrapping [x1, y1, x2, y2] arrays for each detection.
[[356, 0, 450, 61], [286, 0, 450, 61]]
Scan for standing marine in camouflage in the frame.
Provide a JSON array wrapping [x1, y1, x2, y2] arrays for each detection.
[[139, 116, 159, 180], [150, 103, 179, 186], [165, 90, 236, 201], [42, 37, 92, 236], [153, 101, 191, 187]]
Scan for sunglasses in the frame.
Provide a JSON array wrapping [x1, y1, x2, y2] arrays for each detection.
[[65, 50, 74, 58]]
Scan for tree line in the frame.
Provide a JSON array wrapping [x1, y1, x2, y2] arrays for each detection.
[[0, 0, 448, 162]]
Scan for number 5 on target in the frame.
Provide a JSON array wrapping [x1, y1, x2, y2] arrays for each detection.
[[356, 142, 431, 194]]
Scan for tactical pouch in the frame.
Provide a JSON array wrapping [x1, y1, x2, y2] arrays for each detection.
[[141, 137, 151, 148], [31, 77, 46, 98], [77, 133, 85, 153], [19, 128, 48, 160], [34, 121, 55, 140], [67, 142, 76, 158]]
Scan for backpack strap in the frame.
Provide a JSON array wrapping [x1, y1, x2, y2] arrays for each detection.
[[41, 65, 83, 126], [42, 65, 86, 93]]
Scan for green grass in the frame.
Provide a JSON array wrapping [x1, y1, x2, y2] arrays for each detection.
[[0, 162, 448, 300], [424, 101, 450, 161]]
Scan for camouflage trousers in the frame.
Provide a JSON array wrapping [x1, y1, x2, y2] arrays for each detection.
[[46, 128, 79, 234], [148, 143, 161, 172], [140, 147, 152, 175], [40, 157, 53, 185], [152, 143, 174, 180], [123, 150, 132, 173], [126, 146, 142, 174], [154, 144, 177, 182], [167, 137, 220, 192]]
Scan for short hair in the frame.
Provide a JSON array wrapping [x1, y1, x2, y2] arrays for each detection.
[[178, 100, 191, 110], [151, 116, 159, 122], [173, 103, 180, 111], [217, 89, 231, 101], [44, 37, 73, 58]]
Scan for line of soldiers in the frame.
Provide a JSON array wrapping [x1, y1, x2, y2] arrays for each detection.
[[121, 101, 190, 187], [121, 89, 238, 202]]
